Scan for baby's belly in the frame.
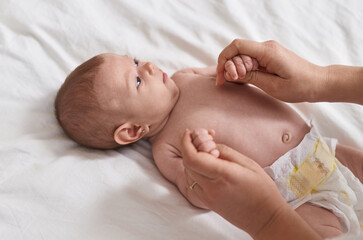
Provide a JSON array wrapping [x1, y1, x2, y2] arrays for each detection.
[[178, 111, 309, 167], [218, 116, 309, 167], [168, 84, 310, 167]]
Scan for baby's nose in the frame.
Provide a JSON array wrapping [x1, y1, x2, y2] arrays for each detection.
[[144, 62, 154, 75]]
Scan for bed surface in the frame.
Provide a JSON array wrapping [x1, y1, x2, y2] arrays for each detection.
[[1, 1, 362, 239]]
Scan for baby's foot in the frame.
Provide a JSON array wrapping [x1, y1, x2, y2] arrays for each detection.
[[191, 128, 219, 157], [224, 54, 259, 81]]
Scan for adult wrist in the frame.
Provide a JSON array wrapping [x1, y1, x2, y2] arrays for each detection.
[[308, 65, 329, 103], [253, 203, 322, 240], [253, 203, 290, 240]]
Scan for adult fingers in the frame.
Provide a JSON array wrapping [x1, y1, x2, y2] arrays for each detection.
[[243, 70, 286, 100], [184, 168, 217, 206], [181, 129, 223, 179], [184, 168, 203, 192], [216, 144, 257, 169]]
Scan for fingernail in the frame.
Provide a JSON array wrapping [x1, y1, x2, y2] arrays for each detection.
[[211, 149, 220, 158]]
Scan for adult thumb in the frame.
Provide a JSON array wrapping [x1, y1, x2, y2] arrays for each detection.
[[244, 71, 283, 99], [217, 144, 256, 168]]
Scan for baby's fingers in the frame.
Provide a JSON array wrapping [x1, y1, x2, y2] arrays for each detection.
[[241, 55, 259, 71], [241, 55, 253, 72], [198, 140, 218, 156], [191, 129, 212, 148], [224, 59, 238, 80], [191, 129, 220, 157], [233, 56, 246, 79]]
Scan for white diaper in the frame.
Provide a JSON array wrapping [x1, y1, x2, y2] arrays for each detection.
[[264, 126, 363, 235]]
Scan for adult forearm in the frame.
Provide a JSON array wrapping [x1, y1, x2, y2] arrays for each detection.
[[254, 205, 322, 240], [316, 65, 363, 105]]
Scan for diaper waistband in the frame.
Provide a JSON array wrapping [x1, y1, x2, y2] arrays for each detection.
[[264, 125, 338, 200], [288, 138, 337, 199]]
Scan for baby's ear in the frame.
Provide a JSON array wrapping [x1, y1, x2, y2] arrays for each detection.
[[113, 122, 145, 145]]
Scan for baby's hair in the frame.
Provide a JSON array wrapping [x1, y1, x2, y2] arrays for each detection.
[[55, 55, 120, 149]]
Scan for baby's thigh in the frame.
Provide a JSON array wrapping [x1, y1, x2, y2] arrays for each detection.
[[295, 203, 342, 238], [335, 144, 363, 183]]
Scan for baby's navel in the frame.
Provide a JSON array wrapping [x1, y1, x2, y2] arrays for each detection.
[[282, 132, 292, 143]]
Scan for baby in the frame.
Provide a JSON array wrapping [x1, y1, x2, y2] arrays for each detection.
[[55, 53, 363, 238]]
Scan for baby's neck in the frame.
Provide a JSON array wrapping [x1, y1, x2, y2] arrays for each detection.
[[147, 115, 170, 143], [147, 83, 180, 143]]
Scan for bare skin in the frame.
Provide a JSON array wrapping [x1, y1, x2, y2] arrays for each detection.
[[175, 39, 363, 239], [190, 128, 363, 238], [148, 68, 348, 238], [82, 53, 361, 239], [150, 69, 309, 198]]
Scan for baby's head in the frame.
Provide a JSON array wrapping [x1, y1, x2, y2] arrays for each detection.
[[55, 53, 179, 149]]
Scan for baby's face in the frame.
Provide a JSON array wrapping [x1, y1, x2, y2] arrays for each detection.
[[95, 53, 179, 126]]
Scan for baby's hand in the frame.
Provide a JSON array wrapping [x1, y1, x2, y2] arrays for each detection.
[[224, 55, 259, 81], [191, 128, 219, 157]]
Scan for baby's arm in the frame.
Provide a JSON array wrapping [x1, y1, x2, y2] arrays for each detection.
[[152, 129, 220, 209], [152, 142, 208, 209], [172, 66, 217, 78]]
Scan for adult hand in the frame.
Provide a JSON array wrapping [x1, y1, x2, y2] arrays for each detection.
[[181, 129, 288, 237], [181, 129, 322, 239], [216, 39, 325, 103]]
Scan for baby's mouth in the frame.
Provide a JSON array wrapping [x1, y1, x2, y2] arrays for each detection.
[[163, 72, 168, 84]]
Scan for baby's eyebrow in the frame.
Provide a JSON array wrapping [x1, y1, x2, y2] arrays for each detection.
[[128, 56, 135, 64]]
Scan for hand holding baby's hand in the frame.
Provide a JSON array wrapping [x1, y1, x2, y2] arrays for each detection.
[[224, 55, 259, 82], [191, 128, 219, 157]]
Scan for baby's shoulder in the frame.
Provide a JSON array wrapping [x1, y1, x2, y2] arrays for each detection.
[[171, 68, 197, 77], [151, 137, 181, 160], [151, 139, 183, 183]]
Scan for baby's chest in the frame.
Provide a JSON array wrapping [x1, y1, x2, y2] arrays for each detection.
[[161, 109, 258, 158], [161, 104, 306, 168]]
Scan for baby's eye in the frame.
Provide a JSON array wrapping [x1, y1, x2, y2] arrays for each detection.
[[134, 58, 141, 88], [136, 76, 141, 88]]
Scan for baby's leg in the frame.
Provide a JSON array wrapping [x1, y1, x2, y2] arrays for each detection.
[[191, 129, 345, 238], [295, 203, 342, 238], [335, 143, 363, 183], [191, 129, 344, 238], [288, 143, 363, 238]]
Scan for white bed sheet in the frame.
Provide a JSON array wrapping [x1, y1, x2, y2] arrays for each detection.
[[1, 0, 362, 239]]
